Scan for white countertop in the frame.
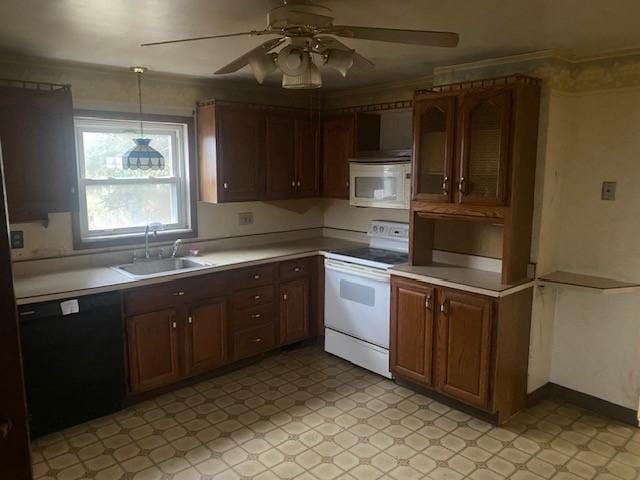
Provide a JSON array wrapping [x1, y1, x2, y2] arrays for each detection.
[[390, 263, 534, 298], [13, 237, 363, 305]]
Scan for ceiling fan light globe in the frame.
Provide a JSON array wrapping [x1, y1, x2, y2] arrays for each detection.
[[249, 53, 277, 84], [282, 61, 322, 89], [325, 48, 355, 77], [277, 45, 309, 76]]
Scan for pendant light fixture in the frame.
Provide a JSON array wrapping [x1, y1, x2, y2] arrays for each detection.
[[122, 66, 165, 170]]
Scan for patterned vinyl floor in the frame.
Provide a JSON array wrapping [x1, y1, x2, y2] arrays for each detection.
[[31, 346, 640, 480]]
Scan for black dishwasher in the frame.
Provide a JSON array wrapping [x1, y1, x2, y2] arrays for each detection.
[[18, 291, 125, 438]]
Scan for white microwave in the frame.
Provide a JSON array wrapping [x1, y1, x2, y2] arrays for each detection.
[[349, 160, 411, 209]]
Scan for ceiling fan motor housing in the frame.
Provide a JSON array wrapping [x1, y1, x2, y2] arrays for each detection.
[[268, 1, 334, 33]]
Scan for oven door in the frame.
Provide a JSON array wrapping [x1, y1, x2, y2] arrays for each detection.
[[324, 259, 390, 348], [349, 161, 410, 209]]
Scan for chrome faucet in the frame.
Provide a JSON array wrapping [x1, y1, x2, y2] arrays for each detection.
[[144, 223, 163, 259], [171, 239, 183, 258]]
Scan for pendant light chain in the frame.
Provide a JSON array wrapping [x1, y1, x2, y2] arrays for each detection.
[[137, 71, 144, 138]]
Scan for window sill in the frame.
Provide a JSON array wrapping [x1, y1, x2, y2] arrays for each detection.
[[73, 228, 197, 251]]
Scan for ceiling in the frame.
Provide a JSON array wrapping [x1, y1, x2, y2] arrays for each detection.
[[1, 0, 640, 89]]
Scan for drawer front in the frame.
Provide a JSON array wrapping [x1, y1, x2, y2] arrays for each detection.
[[231, 264, 275, 289], [231, 303, 275, 331], [232, 285, 274, 310], [279, 257, 311, 282], [125, 280, 191, 315], [233, 323, 276, 361]]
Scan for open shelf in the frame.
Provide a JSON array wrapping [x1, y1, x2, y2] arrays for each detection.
[[537, 271, 640, 294]]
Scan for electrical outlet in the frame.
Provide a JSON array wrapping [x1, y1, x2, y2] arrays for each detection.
[[10, 231, 24, 249], [238, 212, 254, 226], [601, 181, 617, 201]]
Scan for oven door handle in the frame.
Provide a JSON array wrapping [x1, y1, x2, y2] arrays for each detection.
[[324, 260, 391, 283]]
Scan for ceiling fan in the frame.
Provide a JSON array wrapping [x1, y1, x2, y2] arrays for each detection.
[[141, 0, 459, 89]]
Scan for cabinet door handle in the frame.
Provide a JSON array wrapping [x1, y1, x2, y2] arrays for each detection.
[[442, 176, 449, 194], [250, 338, 262, 343], [440, 301, 449, 315], [282, 293, 288, 301], [172, 321, 177, 329], [345, 180, 350, 188], [297, 181, 301, 187], [291, 180, 296, 187], [425, 295, 431, 310], [223, 182, 229, 190], [187, 316, 193, 325], [293, 266, 301, 272], [172, 291, 185, 296], [458, 177, 466, 195], [254, 295, 261, 301], [0, 417, 12, 440], [250, 313, 262, 319], [253, 274, 261, 280]]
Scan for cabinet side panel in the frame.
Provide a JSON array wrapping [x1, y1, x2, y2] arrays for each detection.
[[502, 84, 540, 283], [197, 104, 219, 203], [493, 287, 533, 422]]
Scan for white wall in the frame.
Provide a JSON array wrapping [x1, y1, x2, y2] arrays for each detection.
[[544, 87, 640, 409]]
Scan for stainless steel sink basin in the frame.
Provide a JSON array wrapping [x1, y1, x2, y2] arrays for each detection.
[[113, 257, 211, 279]]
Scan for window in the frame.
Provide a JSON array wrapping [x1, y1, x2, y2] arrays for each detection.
[[74, 114, 195, 246]]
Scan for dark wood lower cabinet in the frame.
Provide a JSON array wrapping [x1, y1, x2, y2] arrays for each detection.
[[279, 278, 310, 346], [390, 278, 434, 385], [125, 257, 318, 396], [127, 308, 181, 394], [436, 290, 493, 408], [390, 275, 533, 423], [186, 297, 227, 376]]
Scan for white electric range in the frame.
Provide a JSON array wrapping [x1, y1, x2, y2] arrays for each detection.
[[323, 220, 409, 378]]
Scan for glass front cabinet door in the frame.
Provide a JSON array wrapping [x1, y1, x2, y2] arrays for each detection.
[[412, 96, 456, 202], [457, 89, 512, 206]]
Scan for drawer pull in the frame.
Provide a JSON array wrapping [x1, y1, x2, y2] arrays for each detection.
[[250, 338, 262, 343], [253, 274, 261, 280], [250, 313, 262, 319], [293, 267, 301, 272], [173, 291, 185, 296], [254, 295, 261, 301]]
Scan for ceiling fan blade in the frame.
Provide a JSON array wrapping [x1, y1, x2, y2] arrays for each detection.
[[141, 30, 270, 47], [324, 25, 459, 47], [314, 36, 375, 71], [215, 38, 286, 75]]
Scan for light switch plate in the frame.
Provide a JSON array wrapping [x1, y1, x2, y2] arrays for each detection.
[[238, 212, 254, 226], [601, 181, 617, 201]]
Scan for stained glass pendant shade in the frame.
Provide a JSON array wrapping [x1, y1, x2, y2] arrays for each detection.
[[122, 67, 165, 170]]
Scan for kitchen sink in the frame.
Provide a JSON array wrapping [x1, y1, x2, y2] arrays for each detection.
[[113, 257, 212, 279]]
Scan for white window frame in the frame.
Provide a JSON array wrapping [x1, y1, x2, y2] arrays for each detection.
[[74, 116, 192, 243]]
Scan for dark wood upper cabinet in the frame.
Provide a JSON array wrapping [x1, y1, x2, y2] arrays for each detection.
[[0, 84, 76, 222], [390, 277, 434, 386], [279, 278, 310, 346], [294, 114, 320, 198], [198, 103, 263, 203], [185, 297, 227, 376], [127, 308, 181, 394], [198, 102, 320, 202], [322, 115, 354, 199], [435, 289, 493, 409], [265, 113, 296, 200], [412, 96, 456, 203], [457, 89, 512, 206]]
